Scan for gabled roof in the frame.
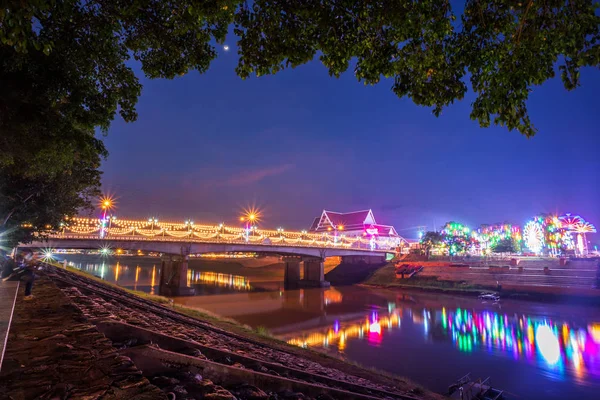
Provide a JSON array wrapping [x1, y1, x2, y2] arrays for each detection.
[[370, 224, 399, 237], [308, 209, 402, 238], [310, 209, 380, 232], [309, 217, 320, 231], [323, 210, 375, 228]]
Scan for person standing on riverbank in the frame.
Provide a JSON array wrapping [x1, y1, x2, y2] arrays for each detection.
[[2, 251, 36, 300], [0, 251, 16, 279]]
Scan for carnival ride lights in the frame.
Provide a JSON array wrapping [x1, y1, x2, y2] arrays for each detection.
[[475, 224, 522, 252], [441, 222, 479, 255], [558, 213, 597, 255], [423, 212, 595, 256], [524, 220, 544, 254], [522, 213, 598, 256], [571, 221, 597, 255], [560, 214, 584, 231]]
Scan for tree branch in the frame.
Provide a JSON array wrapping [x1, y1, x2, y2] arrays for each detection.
[[516, 0, 534, 44], [1, 191, 38, 227]]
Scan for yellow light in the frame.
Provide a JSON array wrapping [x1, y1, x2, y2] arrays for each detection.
[[240, 217, 245, 221], [249, 214, 256, 221], [327, 227, 332, 231], [99, 195, 116, 211], [338, 225, 344, 230]]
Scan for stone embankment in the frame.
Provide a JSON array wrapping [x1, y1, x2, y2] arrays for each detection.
[[414, 259, 598, 289], [1, 265, 442, 400], [366, 258, 600, 300], [0, 278, 164, 399]]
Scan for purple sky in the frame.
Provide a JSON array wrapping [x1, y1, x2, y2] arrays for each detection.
[[99, 45, 599, 243]]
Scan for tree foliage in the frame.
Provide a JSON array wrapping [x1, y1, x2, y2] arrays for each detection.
[[234, 0, 600, 136], [1, 0, 599, 245], [491, 238, 517, 254], [420, 231, 444, 256], [0, 0, 235, 246]]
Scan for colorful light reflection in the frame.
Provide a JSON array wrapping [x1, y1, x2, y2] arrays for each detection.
[[288, 306, 600, 378]]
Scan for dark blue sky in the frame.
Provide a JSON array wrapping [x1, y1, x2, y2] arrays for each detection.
[[101, 46, 599, 242]]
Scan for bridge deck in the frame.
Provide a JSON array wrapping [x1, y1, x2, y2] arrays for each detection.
[[0, 281, 19, 371]]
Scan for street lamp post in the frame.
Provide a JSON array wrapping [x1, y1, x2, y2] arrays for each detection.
[[148, 217, 158, 233], [240, 213, 257, 243], [185, 220, 194, 238], [100, 198, 113, 238], [106, 215, 116, 237]]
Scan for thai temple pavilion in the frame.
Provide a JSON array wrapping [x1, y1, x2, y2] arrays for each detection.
[[309, 209, 400, 238]]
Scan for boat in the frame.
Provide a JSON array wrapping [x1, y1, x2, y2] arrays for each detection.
[[448, 373, 505, 400], [478, 292, 500, 302]]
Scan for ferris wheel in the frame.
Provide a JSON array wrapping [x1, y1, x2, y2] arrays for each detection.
[[524, 221, 544, 254]]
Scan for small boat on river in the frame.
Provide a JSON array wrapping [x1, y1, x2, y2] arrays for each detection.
[[448, 373, 505, 400], [478, 292, 500, 302]]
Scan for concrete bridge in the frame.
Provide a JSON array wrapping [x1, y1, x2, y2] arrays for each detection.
[[22, 217, 401, 294]]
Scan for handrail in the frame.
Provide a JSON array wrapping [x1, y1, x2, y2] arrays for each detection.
[[37, 233, 396, 252]]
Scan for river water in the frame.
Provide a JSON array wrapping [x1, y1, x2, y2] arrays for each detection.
[[60, 255, 600, 399]]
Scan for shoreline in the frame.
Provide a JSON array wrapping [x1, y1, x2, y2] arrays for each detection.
[[15, 262, 443, 400], [361, 281, 600, 305]]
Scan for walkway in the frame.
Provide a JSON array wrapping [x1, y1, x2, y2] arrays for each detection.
[[0, 281, 19, 371], [0, 276, 165, 399]]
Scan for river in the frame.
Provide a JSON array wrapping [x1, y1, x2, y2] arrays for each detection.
[[59, 255, 600, 399]]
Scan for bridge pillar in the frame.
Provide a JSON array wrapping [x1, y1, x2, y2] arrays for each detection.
[[283, 256, 302, 290], [159, 254, 196, 296], [301, 258, 330, 288]]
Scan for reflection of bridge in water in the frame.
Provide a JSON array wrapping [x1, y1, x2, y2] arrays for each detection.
[[23, 217, 399, 294]]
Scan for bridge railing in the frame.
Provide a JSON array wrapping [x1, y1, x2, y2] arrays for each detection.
[[46, 217, 404, 252], [41, 231, 398, 252]]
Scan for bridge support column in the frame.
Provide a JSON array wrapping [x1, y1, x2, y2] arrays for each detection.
[[283, 256, 302, 290], [159, 254, 195, 296], [301, 258, 330, 288]]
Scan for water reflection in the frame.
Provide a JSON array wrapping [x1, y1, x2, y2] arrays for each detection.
[[288, 312, 400, 351], [438, 307, 599, 381], [67, 261, 254, 295], [287, 304, 600, 382], [187, 270, 252, 290]]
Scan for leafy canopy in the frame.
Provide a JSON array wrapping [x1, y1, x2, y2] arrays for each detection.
[[1, 0, 599, 246], [491, 238, 518, 254]]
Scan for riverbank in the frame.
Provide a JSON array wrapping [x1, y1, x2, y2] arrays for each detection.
[[0, 264, 443, 400], [363, 263, 600, 304]]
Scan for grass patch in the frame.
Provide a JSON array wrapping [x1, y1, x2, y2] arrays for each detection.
[[254, 325, 273, 337], [363, 263, 489, 293]]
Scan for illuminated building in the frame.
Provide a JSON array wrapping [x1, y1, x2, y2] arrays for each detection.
[[308, 209, 400, 239]]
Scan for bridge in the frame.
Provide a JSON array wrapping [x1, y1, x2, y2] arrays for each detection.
[[23, 217, 403, 294]]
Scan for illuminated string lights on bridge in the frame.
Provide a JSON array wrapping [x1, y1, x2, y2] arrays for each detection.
[[52, 217, 402, 251]]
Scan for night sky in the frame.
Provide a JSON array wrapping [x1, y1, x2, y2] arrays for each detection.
[[100, 45, 600, 242]]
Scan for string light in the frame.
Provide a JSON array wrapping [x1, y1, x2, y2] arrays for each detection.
[[45, 217, 397, 251]]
